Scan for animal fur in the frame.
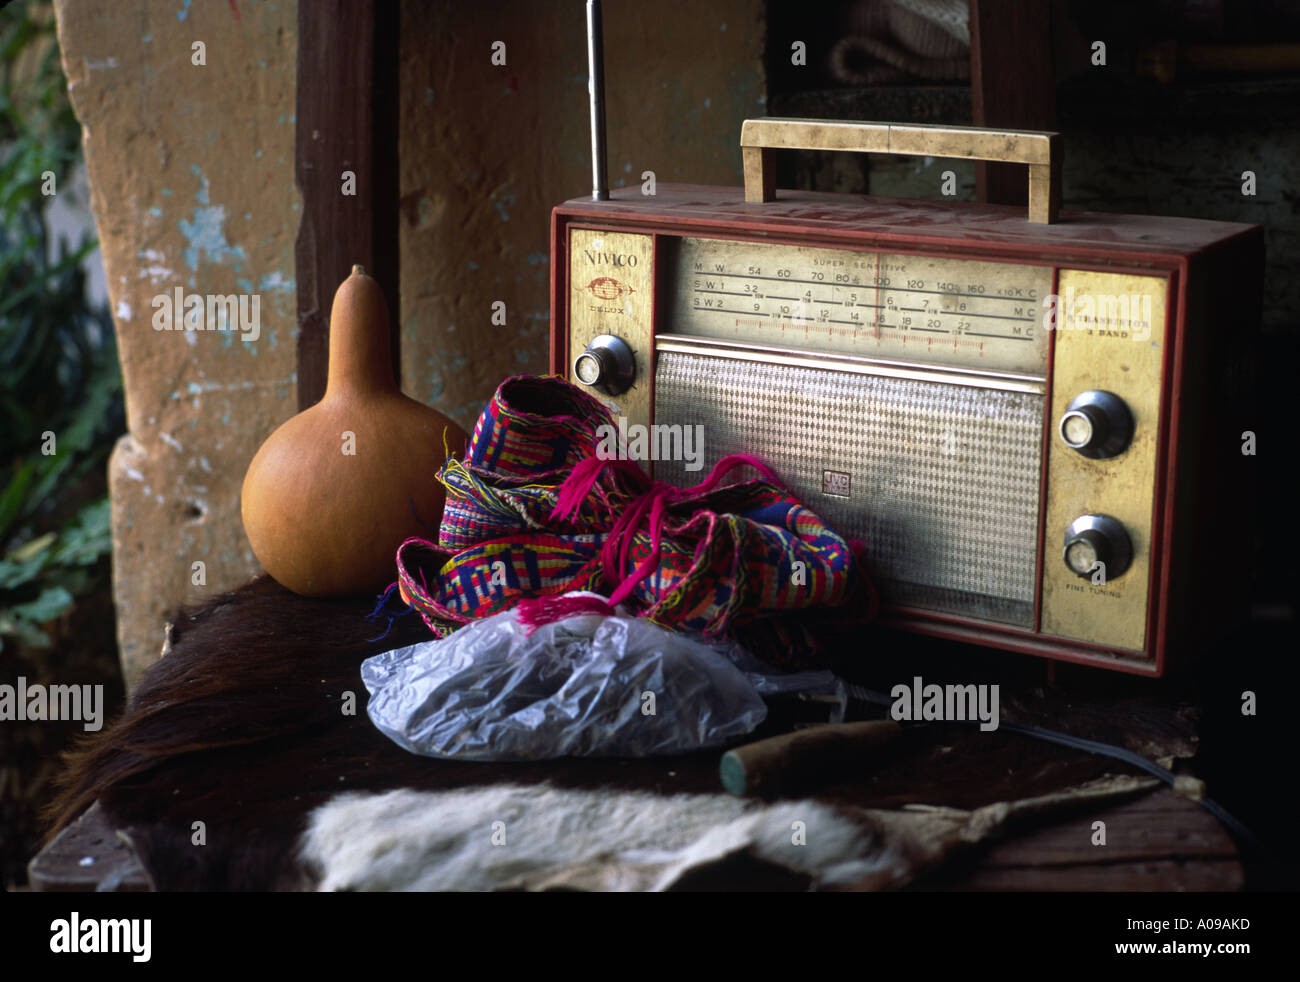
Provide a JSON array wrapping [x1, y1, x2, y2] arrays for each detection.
[[42, 576, 778, 889], [300, 784, 892, 891], [302, 775, 1161, 892], [43, 576, 1140, 891]]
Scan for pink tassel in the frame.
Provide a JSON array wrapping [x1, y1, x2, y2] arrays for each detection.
[[552, 457, 609, 522], [548, 453, 786, 611], [517, 592, 616, 634]]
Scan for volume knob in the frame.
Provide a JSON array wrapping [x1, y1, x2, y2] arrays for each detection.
[[1059, 390, 1132, 459], [1063, 514, 1132, 581], [573, 334, 636, 395]]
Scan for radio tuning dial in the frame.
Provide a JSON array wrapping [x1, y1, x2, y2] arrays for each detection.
[[1059, 390, 1133, 459], [573, 334, 636, 396], [1063, 514, 1132, 580]]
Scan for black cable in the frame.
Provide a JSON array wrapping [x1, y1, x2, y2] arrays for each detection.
[[839, 681, 1263, 854]]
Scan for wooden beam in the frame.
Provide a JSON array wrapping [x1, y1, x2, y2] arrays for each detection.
[[294, 0, 400, 410], [969, 0, 1057, 209]]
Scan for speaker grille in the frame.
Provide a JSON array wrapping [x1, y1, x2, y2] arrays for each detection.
[[654, 351, 1044, 626]]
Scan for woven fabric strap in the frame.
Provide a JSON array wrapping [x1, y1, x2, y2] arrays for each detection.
[[396, 374, 874, 669]]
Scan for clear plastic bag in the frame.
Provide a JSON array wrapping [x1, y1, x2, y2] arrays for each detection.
[[361, 602, 777, 760]]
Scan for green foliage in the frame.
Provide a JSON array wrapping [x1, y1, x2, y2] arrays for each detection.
[[0, 1, 123, 650]]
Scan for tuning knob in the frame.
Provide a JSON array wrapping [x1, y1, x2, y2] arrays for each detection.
[[1063, 514, 1132, 580], [573, 334, 635, 395], [1058, 390, 1132, 459]]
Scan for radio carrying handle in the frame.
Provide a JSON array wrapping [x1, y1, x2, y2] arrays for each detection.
[[740, 118, 1062, 224]]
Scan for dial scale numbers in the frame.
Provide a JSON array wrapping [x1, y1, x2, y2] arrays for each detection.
[[666, 237, 1053, 376]]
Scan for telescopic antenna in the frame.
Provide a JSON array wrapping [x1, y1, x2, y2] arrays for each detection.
[[586, 0, 609, 201]]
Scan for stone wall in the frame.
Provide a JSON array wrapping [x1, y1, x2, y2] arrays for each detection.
[[56, 0, 299, 689]]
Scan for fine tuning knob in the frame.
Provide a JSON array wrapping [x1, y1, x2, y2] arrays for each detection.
[[1058, 390, 1132, 459], [573, 334, 635, 395], [1063, 514, 1132, 581]]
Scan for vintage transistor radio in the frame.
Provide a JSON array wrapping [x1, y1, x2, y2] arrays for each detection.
[[550, 113, 1261, 676]]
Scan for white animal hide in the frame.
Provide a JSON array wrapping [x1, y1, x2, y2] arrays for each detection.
[[299, 784, 895, 891]]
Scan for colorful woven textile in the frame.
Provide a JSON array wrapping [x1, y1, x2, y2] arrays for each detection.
[[395, 375, 875, 669]]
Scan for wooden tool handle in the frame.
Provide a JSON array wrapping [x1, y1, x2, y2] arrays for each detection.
[[720, 719, 902, 797], [740, 118, 1062, 223]]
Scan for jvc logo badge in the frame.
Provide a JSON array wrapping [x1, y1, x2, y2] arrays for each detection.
[[822, 470, 851, 497]]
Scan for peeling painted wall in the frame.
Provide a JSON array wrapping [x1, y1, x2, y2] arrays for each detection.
[[55, 0, 298, 688], [398, 0, 766, 430]]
